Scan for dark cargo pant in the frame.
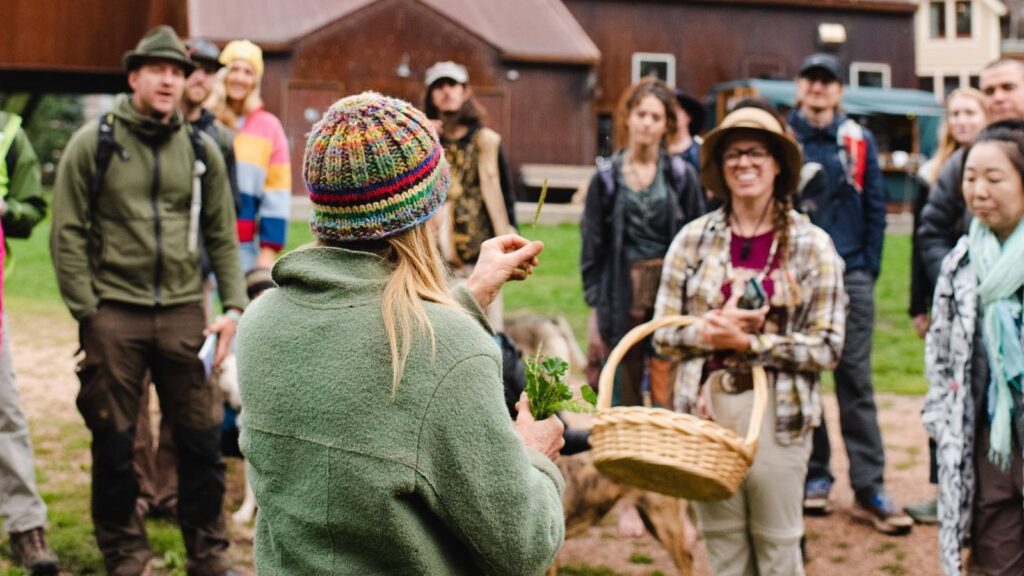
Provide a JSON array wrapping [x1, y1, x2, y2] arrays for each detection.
[[808, 269, 886, 500], [134, 382, 178, 518], [76, 302, 230, 576]]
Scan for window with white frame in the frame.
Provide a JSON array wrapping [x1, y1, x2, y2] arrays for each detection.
[[930, 0, 947, 38], [850, 62, 891, 89], [631, 53, 676, 87], [955, 0, 972, 38]]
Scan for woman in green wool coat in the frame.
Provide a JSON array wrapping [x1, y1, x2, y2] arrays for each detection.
[[236, 92, 566, 575]]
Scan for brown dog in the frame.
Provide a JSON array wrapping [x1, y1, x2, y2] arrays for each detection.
[[552, 451, 695, 575], [505, 314, 587, 373]]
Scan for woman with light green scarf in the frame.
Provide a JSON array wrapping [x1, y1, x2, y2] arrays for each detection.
[[922, 120, 1024, 576]]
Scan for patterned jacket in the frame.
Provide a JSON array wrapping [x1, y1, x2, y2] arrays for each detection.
[[921, 237, 1009, 576], [652, 209, 846, 443]]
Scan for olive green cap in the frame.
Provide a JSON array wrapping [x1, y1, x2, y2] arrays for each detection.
[[123, 25, 196, 74]]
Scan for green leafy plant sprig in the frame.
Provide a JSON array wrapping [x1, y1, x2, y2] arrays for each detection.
[[523, 352, 598, 420]]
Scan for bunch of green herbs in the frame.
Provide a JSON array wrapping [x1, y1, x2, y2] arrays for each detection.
[[524, 353, 597, 420]]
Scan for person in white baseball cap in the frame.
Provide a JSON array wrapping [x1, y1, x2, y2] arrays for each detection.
[[422, 61, 517, 330]]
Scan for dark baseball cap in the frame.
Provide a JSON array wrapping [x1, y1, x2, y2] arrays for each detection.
[[185, 38, 223, 70], [798, 53, 842, 83]]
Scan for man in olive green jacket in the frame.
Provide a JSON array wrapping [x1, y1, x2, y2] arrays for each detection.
[[50, 26, 245, 576]]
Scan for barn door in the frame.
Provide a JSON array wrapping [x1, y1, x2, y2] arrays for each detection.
[[284, 81, 345, 196]]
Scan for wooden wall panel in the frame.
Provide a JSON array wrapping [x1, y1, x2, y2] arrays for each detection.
[[1, 0, 187, 73], [290, 0, 505, 104], [566, 0, 916, 118], [506, 65, 592, 185], [282, 0, 593, 197]]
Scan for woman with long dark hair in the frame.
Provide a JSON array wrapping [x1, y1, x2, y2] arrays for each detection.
[[581, 78, 705, 409]]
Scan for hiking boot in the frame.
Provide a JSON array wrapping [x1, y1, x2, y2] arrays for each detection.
[[9, 527, 59, 575], [803, 476, 833, 516], [904, 496, 939, 525], [852, 491, 914, 535]]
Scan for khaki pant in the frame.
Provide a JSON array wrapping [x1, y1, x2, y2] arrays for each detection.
[[693, 381, 810, 576], [77, 302, 230, 576], [0, 317, 49, 534]]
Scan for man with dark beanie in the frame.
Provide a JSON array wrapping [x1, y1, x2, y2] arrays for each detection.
[[50, 26, 245, 576]]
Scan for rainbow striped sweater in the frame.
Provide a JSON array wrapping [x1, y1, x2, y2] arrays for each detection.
[[234, 108, 290, 272]]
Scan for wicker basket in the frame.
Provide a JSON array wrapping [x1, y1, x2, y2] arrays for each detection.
[[589, 315, 767, 501]]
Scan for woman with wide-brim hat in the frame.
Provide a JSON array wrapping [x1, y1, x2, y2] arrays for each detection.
[[652, 107, 846, 575]]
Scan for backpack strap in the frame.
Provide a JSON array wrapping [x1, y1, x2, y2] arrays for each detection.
[[187, 124, 208, 253], [188, 123, 207, 168], [836, 118, 867, 193], [596, 156, 615, 202], [798, 162, 823, 194], [89, 113, 127, 215], [666, 152, 689, 194]]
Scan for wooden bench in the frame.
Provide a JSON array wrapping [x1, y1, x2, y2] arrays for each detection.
[[518, 163, 596, 204]]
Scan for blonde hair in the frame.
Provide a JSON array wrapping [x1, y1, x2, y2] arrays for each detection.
[[205, 65, 263, 128], [928, 87, 986, 184], [320, 223, 457, 392]]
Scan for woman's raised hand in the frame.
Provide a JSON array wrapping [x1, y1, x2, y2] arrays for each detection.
[[465, 234, 544, 309]]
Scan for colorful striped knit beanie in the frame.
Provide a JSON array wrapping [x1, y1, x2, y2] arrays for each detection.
[[304, 92, 449, 242]]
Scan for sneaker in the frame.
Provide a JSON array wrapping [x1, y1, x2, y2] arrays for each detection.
[[852, 491, 914, 535], [903, 496, 938, 525], [803, 476, 833, 516], [9, 527, 59, 575]]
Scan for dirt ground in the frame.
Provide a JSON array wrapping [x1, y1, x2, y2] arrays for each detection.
[[10, 311, 938, 576]]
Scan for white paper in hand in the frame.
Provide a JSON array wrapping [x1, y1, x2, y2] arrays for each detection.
[[199, 333, 218, 380]]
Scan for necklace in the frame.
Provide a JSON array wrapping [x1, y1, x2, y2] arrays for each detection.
[[731, 201, 772, 260]]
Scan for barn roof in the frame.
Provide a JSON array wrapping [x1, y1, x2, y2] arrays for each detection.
[[187, 0, 602, 64]]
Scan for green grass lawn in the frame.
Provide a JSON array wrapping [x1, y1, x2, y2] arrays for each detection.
[[12, 220, 925, 395], [4, 218, 924, 574]]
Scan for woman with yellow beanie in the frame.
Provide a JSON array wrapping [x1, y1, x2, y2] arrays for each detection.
[[209, 39, 291, 277]]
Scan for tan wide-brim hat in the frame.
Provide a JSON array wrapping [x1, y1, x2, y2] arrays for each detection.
[[700, 107, 803, 198]]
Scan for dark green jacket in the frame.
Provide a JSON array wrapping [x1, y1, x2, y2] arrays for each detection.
[[238, 247, 565, 576], [51, 94, 246, 319], [0, 112, 47, 238]]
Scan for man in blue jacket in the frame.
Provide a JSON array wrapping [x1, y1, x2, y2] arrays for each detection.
[[788, 53, 912, 535]]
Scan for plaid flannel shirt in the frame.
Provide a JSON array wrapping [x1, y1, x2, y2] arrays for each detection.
[[652, 209, 846, 443]]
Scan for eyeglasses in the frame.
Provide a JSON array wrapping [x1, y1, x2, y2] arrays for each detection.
[[722, 147, 771, 165]]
